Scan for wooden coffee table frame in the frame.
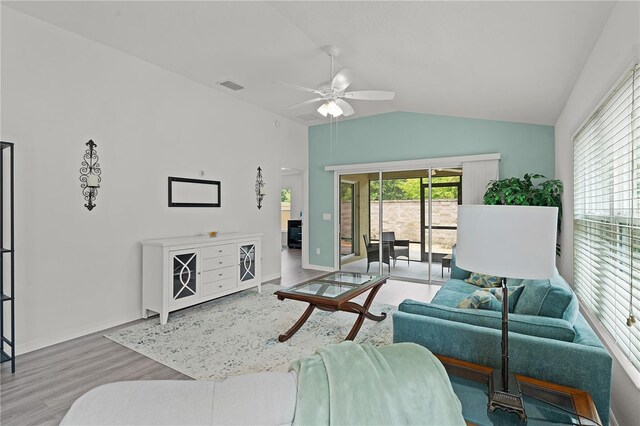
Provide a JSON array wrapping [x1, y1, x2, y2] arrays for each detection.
[[274, 272, 388, 342]]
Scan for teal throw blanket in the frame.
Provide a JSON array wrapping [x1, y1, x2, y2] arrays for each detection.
[[290, 341, 465, 425]]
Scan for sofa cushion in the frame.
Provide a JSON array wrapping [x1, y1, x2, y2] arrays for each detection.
[[450, 256, 471, 280], [431, 289, 472, 308], [513, 280, 549, 315], [458, 290, 502, 311], [399, 299, 576, 342], [483, 285, 525, 313], [514, 274, 578, 323], [465, 272, 501, 288], [438, 279, 524, 313], [540, 276, 579, 323], [507, 278, 524, 287], [440, 279, 479, 295]]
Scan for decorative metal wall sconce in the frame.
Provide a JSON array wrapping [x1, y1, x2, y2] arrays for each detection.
[[79, 139, 101, 211], [255, 167, 265, 209]]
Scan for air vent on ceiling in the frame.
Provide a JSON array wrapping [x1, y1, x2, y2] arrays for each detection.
[[218, 80, 244, 91], [296, 114, 320, 121]]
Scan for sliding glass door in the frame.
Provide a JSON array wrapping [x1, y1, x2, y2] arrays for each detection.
[[338, 167, 462, 283], [378, 170, 423, 280], [421, 171, 461, 281]]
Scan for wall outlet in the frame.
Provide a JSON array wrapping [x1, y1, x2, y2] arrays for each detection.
[[316, 248, 321, 255]]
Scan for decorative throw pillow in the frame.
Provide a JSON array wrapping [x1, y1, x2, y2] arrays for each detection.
[[458, 290, 502, 311], [465, 272, 502, 288], [482, 285, 525, 313]]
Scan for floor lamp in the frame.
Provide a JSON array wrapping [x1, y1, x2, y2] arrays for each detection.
[[456, 205, 558, 421]]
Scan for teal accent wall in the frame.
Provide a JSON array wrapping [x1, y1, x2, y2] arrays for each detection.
[[308, 112, 555, 268]]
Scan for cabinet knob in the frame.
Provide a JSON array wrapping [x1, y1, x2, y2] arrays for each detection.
[[219, 273, 223, 276], [219, 261, 223, 264], [218, 285, 223, 288]]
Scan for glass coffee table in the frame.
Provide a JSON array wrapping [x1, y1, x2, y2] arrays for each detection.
[[274, 271, 388, 342]]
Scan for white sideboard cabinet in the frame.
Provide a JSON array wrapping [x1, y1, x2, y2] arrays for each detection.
[[141, 233, 262, 324]]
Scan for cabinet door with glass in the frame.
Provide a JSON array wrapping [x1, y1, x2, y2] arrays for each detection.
[[238, 241, 260, 288], [169, 249, 200, 305]]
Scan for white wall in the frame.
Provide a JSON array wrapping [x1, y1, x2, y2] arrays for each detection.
[[0, 7, 308, 354], [555, 2, 640, 425]]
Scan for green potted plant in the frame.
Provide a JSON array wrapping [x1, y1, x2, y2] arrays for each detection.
[[483, 173, 563, 254]]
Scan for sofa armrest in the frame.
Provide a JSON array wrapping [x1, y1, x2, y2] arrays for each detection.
[[393, 312, 612, 425], [399, 299, 576, 342]]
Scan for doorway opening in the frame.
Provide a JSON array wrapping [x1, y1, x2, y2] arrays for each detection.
[[281, 188, 291, 248], [281, 168, 306, 286]]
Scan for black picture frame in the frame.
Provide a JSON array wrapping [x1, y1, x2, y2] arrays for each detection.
[[168, 177, 221, 207]]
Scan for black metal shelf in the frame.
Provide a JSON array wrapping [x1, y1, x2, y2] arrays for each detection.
[[1, 141, 15, 373]]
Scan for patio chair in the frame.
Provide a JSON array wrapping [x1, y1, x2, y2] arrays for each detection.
[[363, 235, 390, 273], [381, 231, 410, 267]]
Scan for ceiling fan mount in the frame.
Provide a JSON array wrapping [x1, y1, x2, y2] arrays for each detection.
[[325, 45, 341, 58], [279, 46, 395, 118]]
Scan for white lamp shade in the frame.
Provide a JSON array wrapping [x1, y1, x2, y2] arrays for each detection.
[[456, 205, 558, 279]]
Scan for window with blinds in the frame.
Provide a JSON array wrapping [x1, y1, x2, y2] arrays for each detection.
[[574, 64, 640, 372]]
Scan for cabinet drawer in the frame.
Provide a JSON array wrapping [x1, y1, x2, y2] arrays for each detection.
[[202, 277, 236, 296], [202, 265, 235, 283], [202, 255, 235, 271], [202, 244, 235, 259]]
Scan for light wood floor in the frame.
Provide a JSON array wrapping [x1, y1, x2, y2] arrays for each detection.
[[0, 248, 437, 425], [0, 321, 191, 425]]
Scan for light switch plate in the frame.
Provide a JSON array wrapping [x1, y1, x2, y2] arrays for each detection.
[[322, 213, 331, 220]]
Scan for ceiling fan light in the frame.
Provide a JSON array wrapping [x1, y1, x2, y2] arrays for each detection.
[[327, 100, 343, 117], [317, 102, 329, 117]]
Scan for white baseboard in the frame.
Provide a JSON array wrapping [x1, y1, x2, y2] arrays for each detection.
[[262, 273, 281, 283], [610, 409, 619, 426], [306, 264, 335, 272], [16, 312, 141, 356]]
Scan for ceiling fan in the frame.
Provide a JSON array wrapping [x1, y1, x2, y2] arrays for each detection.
[[280, 46, 395, 118]]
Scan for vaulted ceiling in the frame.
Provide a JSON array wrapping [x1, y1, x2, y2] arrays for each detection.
[[5, 1, 615, 126]]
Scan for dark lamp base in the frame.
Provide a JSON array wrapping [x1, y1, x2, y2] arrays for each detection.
[[488, 370, 527, 421]]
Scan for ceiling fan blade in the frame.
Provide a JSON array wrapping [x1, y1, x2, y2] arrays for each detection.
[[287, 97, 324, 109], [276, 82, 323, 95], [343, 90, 395, 101], [335, 99, 355, 117], [331, 68, 356, 91]]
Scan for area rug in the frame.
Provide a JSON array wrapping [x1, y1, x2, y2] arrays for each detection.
[[105, 284, 395, 381]]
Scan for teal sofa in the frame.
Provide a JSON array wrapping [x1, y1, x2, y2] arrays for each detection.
[[393, 255, 613, 425]]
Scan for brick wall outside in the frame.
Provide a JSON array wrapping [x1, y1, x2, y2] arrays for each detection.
[[340, 199, 458, 253]]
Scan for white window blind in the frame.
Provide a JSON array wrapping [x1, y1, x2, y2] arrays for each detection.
[[574, 64, 640, 372]]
